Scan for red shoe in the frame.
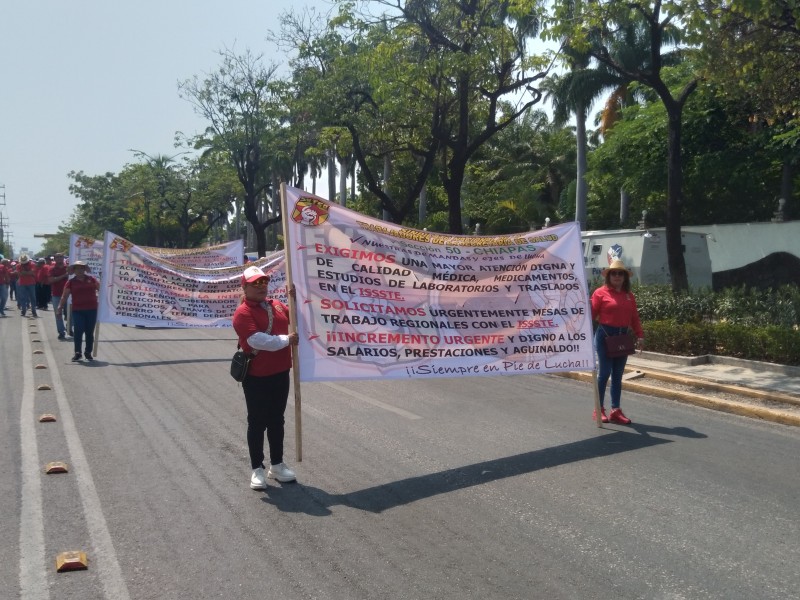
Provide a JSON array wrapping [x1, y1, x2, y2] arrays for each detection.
[[609, 408, 631, 425], [593, 407, 609, 423]]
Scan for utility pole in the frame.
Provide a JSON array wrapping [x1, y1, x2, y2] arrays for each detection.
[[0, 213, 7, 244], [0, 184, 6, 256]]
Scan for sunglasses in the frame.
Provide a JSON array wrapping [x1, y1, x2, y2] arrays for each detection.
[[609, 271, 626, 276], [248, 278, 269, 287]]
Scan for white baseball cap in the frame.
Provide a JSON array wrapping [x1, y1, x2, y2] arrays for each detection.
[[242, 265, 269, 284]]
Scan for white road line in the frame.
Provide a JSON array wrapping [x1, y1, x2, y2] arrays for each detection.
[[40, 325, 131, 600], [19, 318, 49, 600], [323, 382, 422, 420]]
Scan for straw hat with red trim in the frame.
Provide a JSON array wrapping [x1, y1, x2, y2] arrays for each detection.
[[601, 258, 633, 278]]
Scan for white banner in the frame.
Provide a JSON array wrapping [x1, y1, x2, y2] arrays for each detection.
[[97, 231, 285, 327], [282, 187, 594, 381], [69, 234, 244, 279], [140, 239, 244, 268], [69, 234, 105, 281]]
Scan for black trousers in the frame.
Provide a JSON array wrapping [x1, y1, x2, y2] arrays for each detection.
[[242, 370, 290, 469], [36, 283, 51, 308]]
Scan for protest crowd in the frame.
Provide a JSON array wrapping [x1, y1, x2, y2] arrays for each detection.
[[0, 252, 73, 340]]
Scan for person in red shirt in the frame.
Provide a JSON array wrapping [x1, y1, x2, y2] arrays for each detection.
[[48, 253, 70, 339], [232, 265, 299, 489], [9, 261, 18, 301], [35, 257, 51, 310], [57, 261, 100, 362], [590, 258, 644, 425], [0, 258, 10, 316], [16, 254, 38, 317]]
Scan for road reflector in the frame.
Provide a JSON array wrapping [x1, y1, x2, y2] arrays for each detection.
[[39, 414, 57, 422], [31, 339, 41, 343], [33, 349, 44, 354], [37, 384, 52, 391], [45, 462, 69, 474], [35, 364, 48, 370], [56, 551, 88, 572]]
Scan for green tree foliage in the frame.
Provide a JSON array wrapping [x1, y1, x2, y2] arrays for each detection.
[[283, 0, 551, 233], [543, 49, 619, 229], [179, 49, 284, 257], [67, 171, 128, 239], [280, 5, 445, 223], [463, 108, 575, 233], [547, 1, 699, 292], [544, 12, 683, 228], [689, 0, 800, 128], [586, 66, 784, 229], [64, 151, 234, 249], [687, 0, 800, 217]]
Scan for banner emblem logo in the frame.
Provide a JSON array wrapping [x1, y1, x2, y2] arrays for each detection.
[[109, 237, 134, 251], [291, 198, 329, 227]]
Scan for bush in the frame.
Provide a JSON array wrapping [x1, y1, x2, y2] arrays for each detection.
[[593, 283, 800, 364], [643, 320, 800, 365], [632, 284, 800, 327]]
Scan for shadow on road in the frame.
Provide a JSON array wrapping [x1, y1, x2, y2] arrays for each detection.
[[628, 422, 707, 438], [112, 358, 230, 367], [260, 428, 698, 516]]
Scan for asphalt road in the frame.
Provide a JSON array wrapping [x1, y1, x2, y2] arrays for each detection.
[[3, 311, 800, 600]]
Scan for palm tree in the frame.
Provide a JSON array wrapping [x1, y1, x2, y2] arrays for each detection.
[[586, 5, 696, 291], [128, 150, 186, 246], [464, 109, 575, 233], [544, 14, 683, 230], [544, 51, 628, 229]]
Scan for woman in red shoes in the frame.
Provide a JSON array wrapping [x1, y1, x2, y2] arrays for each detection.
[[591, 258, 644, 424]]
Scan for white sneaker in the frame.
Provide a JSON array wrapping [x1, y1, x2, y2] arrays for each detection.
[[267, 462, 296, 482], [250, 467, 267, 490]]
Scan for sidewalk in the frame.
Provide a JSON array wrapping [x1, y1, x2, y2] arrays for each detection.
[[555, 351, 800, 427], [626, 352, 800, 398]]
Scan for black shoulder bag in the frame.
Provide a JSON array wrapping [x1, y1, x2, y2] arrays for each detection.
[[230, 302, 273, 382], [230, 345, 252, 382]]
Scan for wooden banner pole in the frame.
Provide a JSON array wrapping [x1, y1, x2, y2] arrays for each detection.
[[280, 183, 303, 462], [592, 366, 603, 428]]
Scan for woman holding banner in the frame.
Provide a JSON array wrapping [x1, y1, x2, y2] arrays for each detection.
[[233, 265, 299, 490], [58, 261, 100, 362], [591, 258, 644, 425]]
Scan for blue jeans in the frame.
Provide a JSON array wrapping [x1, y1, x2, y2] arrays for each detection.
[[0, 284, 8, 314], [72, 309, 97, 355], [595, 325, 629, 409], [17, 284, 37, 315], [51, 296, 67, 336]]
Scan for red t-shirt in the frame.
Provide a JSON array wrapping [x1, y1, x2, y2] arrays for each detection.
[[64, 276, 99, 310], [36, 264, 51, 284], [17, 262, 37, 286], [591, 285, 644, 338], [232, 299, 292, 377], [0, 264, 10, 285], [49, 264, 69, 295]]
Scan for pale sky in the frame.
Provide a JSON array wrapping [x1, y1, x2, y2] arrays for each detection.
[[0, 0, 334, 257]]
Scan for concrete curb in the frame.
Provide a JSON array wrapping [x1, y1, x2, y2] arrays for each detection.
[[555, 371, 800, 428], [626, 367, 800, 407], [637, 351, 800, 378]]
